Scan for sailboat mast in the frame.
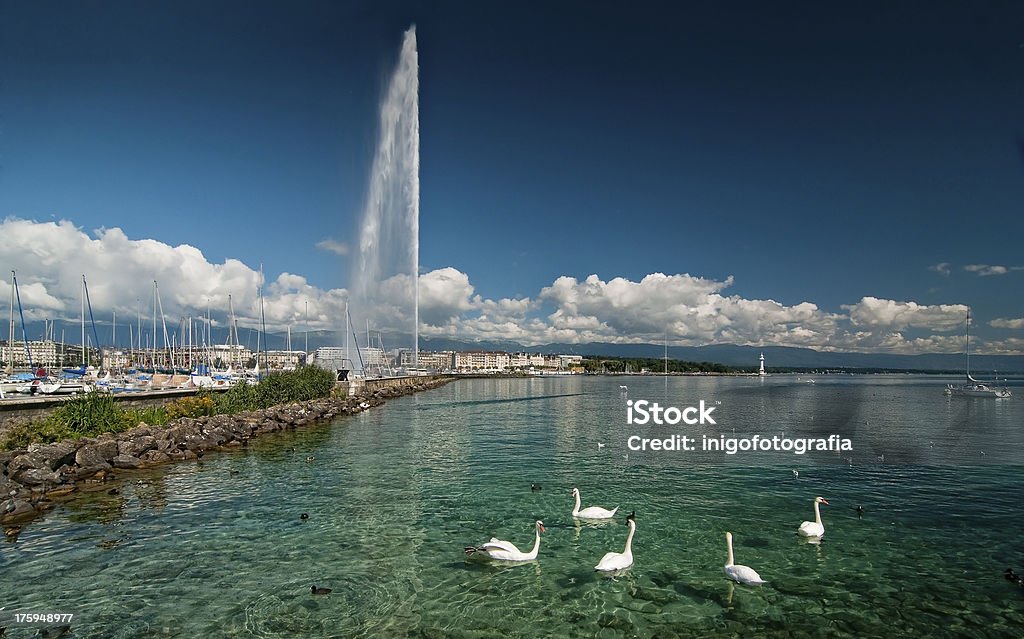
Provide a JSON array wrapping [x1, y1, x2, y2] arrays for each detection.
[[152, 281, 158, 369], [6, 270, 14, 376], [81, 275, 86, 367], [966, 309, 971, 381]]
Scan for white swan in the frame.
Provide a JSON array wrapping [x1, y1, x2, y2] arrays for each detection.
[[723, 532, 765, 585], [798, 496, 829, 537], [595, 512, 636, 571], [465, 520, 545, 561], [572, 487, 618, 519]]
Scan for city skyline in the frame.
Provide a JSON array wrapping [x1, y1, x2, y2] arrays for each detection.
[[1, 2, 1022, 354]]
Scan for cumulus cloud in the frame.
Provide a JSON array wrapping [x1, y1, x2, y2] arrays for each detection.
[[991, 317, 1024, 329], [315, 238, 350, 256], [2, 218, 1019, 355], [929, 262, 951, 276], [0, 218, 344, 332], [842, 297, 968, 331]]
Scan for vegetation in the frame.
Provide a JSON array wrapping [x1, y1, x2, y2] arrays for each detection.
[[582, 356, 737, 374], [0, 366, 338, 450]]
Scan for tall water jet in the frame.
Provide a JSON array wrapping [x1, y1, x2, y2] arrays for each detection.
[[352, 26, 419, 368]]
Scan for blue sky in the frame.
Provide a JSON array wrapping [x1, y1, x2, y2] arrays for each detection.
[[1, 1, 1022, 353]]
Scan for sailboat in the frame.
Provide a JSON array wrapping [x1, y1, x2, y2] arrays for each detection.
[[944, 309, 1011, 399]]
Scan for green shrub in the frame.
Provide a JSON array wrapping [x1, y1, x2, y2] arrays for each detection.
[[165, 395, 216, 419], [0, 366, 338, 450]]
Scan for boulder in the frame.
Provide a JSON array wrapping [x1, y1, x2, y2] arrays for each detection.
[[6, 453, 46, 477], [141, 450, 171, 463], [0, 498, 35, 518], [118, 436, 157, 458], [75, 444, 110, 467], [74, 463, 112, 480], [111, 454, 143, 469], [12, 467, 61, 487], [28, 441, 80, 471], [0, 473, 27, 498], [96, 439, 119, 462]]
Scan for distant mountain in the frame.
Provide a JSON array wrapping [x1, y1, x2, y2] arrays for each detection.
[[9, 320, 1023, 373]]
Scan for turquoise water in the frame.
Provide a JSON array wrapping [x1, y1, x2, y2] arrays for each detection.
[[2, 375, 1023, 637]]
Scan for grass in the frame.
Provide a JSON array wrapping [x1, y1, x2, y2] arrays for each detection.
[[0, 366, 339, 451]]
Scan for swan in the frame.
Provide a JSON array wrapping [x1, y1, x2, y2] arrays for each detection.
[[572, 487, 618, 519], [465, 520, 545, 561], [595, 512, 636, 571], [723, 532, 765, 585], [798, 496, 829, 537]]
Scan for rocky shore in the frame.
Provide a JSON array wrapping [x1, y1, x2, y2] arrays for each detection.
[[0, 376, 454, 529]]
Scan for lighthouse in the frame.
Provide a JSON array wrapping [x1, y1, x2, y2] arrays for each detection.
[[759, 352, 766, 377]]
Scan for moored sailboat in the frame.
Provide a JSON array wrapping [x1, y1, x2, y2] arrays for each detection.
[[945, 309, 1011, 399]]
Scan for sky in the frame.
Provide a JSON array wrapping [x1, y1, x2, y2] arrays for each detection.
[[1, 1, 1023, 354]]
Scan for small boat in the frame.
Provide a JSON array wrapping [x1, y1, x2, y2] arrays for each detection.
[[945, 309, 1011, 399]]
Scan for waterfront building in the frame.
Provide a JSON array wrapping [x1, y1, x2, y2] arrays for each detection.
[[266, 350, 306, 370]]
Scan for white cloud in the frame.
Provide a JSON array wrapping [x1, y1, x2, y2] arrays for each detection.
[[0, 218, 343, 332], [991, 317, 1024, 329], [842, 297, 967, 332], [929, 262, 951, 276], [315, 238, 350, 256], [2, 218, 1020, 355], [963, 264, 1024, 277]]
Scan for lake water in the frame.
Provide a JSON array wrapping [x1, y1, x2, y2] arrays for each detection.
[[2, 375, 1023, 637]]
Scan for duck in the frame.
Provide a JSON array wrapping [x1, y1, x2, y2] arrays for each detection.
[[798, 496, 829, 538], [300, 513, 309, 520], [595, 512, 636, 571], [465, 520, 545, 561], [530, 483, 542, 492], [1005, 568, 1023, 585], [723, 532, 765, 585], [4, 526, 21, 538], [311, 585, 332, 595], [571, 487, 618, 519]]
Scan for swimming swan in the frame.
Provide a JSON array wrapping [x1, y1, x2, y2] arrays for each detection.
[[723, 532, 765, 585], [595, 512, 636, 571], [465, 520, 545, 561], [798, 496, 829, 537], [572, 487, 618, 519]]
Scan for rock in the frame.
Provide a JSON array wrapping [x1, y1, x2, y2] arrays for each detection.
[[76, 444, 111, 467], [46, 485, 77, 498], [7, 453, 46, 476], [0, 472, 27, 498], [28, 441, 80, 471], [12, 467, 61, 487], [0, 498, 35, 518], [118, 436, 157, 458], [74, 463, 112, 480], [111, 454, 143, 469], [141, 451, 171, 463], [96, 439, 119, 462]]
